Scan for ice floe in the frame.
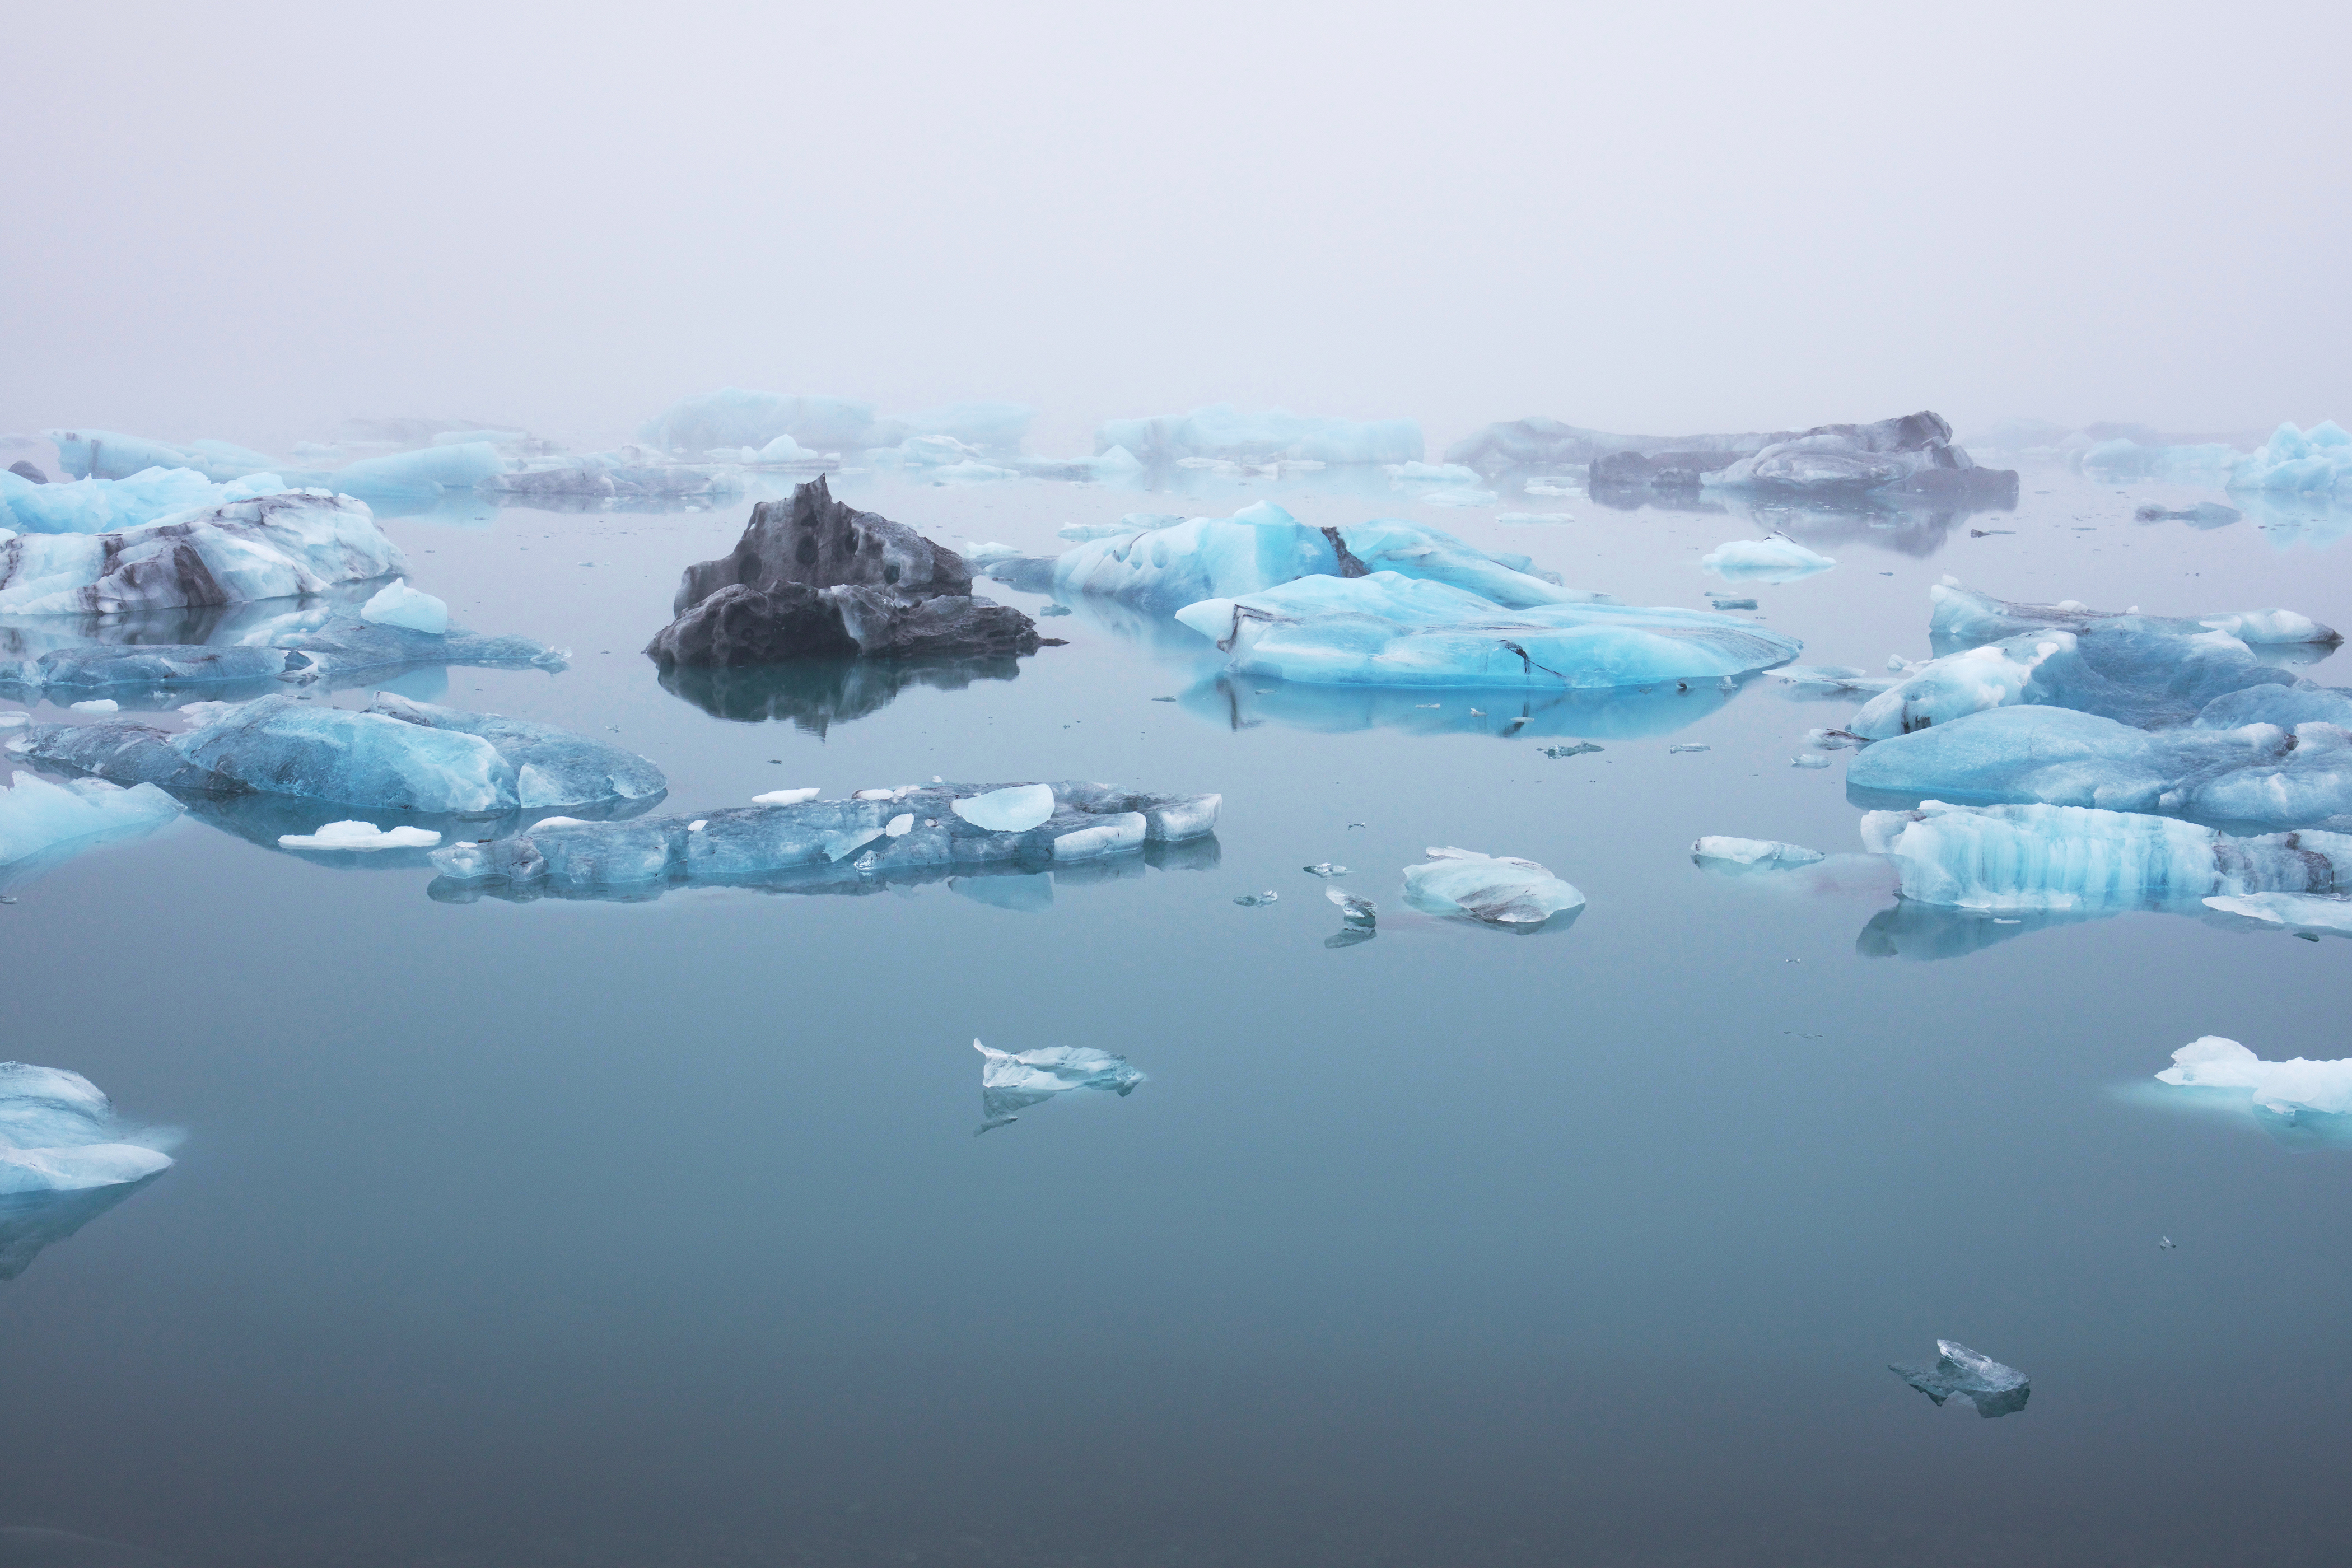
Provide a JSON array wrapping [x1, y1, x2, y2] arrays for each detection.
[[1095, 405, 1422, 466], [1174, 573, 1800, 689], [0, 491, 403, 617], [360, 579, 449, 636], [0, 772, 181, 892], [1889, 1340, 2030, 1418], [1402, 847, 1584, 928], [2201, 892, 2352, 936], [2159, 1035, 2352, 1116], [974, 1039, 1141, 1133], [1700, 537, 1837, 583], [10, 693, 664, 816], [46, 427, 281, 483]]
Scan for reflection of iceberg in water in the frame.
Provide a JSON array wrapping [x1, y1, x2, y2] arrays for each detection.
[[973, 1039, 1142, 1134], [1177, 671, 1747, 739], [1587, 490, 2014, 559], [1, 1177, 165, 1282], [180, 791, 664, 874], [1854, 900, 2104, 960], [654, 655, 1022, 734]]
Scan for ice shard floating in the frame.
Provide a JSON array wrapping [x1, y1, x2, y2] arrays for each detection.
[[1174, 573, 1801, 689], [2157, 1037, 2352, 1144], [1402, 847, 1584, 928], [1861, 800, 2352, 911], [973, 1039, 1142, 1133], [426, 780, 1220, 903], [0, 772, 181, 893], [8, 694, 664, 816], [1889, 1340, 2031, 1417], [0, 491, 404, 617], [1699, 537, 1837, 584], [1, 1062, 175, 1280]]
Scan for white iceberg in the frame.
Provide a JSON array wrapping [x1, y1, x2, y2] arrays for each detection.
[[1402, 846, 1584, 927], [0, 464, 290, 535], [1889, 1340, 2030, 1418], [1700, 537, 1836, 583], [2158, 1035, 2352, 1117], [0, 491, 404, 617], [360, 578, 449, 635], [950, 782, 1056, 833], [276, 820, 443, 851], [0, 1061, 175, 1197], [1094, 404, 1422, 466], [1690, 836, 1825, 870], [2202, 892, 2352, 935], [1175, 573, 1802, 690]]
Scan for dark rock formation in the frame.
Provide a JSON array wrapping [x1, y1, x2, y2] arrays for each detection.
[[7, 460, 47, 484], [646, 475, 1040, 666]]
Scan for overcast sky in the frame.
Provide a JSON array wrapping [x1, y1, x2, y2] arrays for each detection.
[[7, 0, 2345, 454]]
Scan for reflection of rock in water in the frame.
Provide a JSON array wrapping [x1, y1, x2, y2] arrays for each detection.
[[0, 1175, 161, 1282], [655, 656, 1021, 734], [0, 1525, 180, 1566], [1181, 672, 1745, 740]]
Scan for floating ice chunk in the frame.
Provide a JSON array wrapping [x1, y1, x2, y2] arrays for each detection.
[[1539, 743, 1601, 758], [1327, 887, 1376, 923], [1175, 573, 1800, 690], [1863, 800, 2352, 911], [1700, 537, 1836, 583], [0, 713, 25, 729], [1704, 412, 2016, 501], [1791, 752, 1833, 768], [1235, 890, 1278, 906], [1930, 581, 2337, 650], [0, 464, 291, 535], [752, 787, 822, 806], [1773, 665, 1895, 696], [2158, 1035, 2352, 1116], [1691, 837, 1826, 870], [1668, 743, 1710, 754], [2079, 438, 2240, 482], [0, 491, 403, 617], [0, 773, 181, 888], [1385, 461, 1481, 482], [0, 1061, 175, 1198], [2202, 892, 2352, 935], [488, 447, 748, 503], [69, 699, 119, 713], [958, 541, 1025, 568], [1094, 405, 1422, 465], [1889, 1340, 2031, 1418], [0, 612, 564, 701], [360, 578, 449, 636], [1403, 846, 1583, 927], [1060, 513, 1180, 542], [2227, 421, 2352, 494], [2134, 501, 2241, 526], [1303, 862, 1346, 878], [1418, 487, 1498, 507], [1846, 707, 2352, 828], [276, 820, 442, 851], [973, 1038, 1142, 1132], [44, 427, 280, 483]]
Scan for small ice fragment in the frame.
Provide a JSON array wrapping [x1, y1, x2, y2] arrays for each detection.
[[973, 1037, 1143, 1133], [360, 578, 450, 635], [2159, 1236, 2176, 1250], [932, 776, 944, 783], [1346, 821, 1368, 829], [1151, 696, 1177, 702], [853, 788, 896, 801], [688, 819, 707, 832], [1415, 703, 1440, 709], [1700, 537, 1837, 583], [1889, 1341, 2031, 1418], [1707, 596, 1759, 610], [68, 699, 120, 714], [951, 783, 1056, 833], [1690, 837, 1825, 871], [1495, 511, 1574, 524], [276, 820, 441, 851], [1234, 890, 1279, 907], [1539, 743, 1600, 758], [533, 817, 587, 827], [1668, 743, 1710, 754], [1327, 887, 1376, 924], [1804, 727, 1868, 750], [1303, 863, 1346, 878], [1790, 753, 1833, 769], [853, 850, 879, 870], [1403, 847, 1583, 927], [885, 813, 913, 837], [753, 787, 822, 806]]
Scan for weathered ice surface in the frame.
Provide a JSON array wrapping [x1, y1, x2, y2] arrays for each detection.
[[1889, 1341, 2031, 1417], [974, 1039, 1143, 1133], [426, 779, 1220, 902], [1095, 405, 1422, 465], [8, 694, 664, 816], [1174, 573, 1802, 689], [1851, 584, 2344, 739], [1445, 418, 1790, 475], [1047, 503, 1599, 612], [486, 447, 748, 503], [0, 492, 403, 617], [1700, 537, 1837, 583], [0, 610, 565, 703], [0, 465, 290, 535], [1846, 706, 2352, 828], [0, 773, 181, 893], [1401, 846, 1584, 927], [646, 476, 1039, 666], [1704, 413, 2017, 501], [2160, 1035, 2352, 1115], [1862, 800, 2352, 911], [1589, 449, 1751, 491]]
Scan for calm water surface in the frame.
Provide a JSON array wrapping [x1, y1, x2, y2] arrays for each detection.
[[6, 466, 2350, 1567]]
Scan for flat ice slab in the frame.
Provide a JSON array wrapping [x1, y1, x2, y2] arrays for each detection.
[[1889, 1340, 2031, 1417], [1175, 572, 1801, 689], [1402, 846, 1584, 927], [974, 1038, 1142, 1132], [2159, 1035, 2352, 1117]]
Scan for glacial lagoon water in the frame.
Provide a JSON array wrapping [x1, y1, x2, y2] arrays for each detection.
[[6, 467, 2352, 1567]]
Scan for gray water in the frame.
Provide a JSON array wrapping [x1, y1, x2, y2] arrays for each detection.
[[6, 470, 2350, 1567]]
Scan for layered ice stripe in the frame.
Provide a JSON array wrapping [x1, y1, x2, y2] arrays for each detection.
[[1174, 573, 1800, 689]]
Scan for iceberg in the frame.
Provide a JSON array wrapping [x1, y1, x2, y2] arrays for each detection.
[[1704, 412, 2017, 501], [2078, 438, 2239, 482], [641, 389, 880, 455], [1927, 582, 2336, 650], [1861, 800, 2352, 911], [1094, 404, 1423, 466], [0, 464, 290, 535], [0, 491, 403, 617], [9, 693, 665, 816], [361, 579, 448, 635], [2228, 421, 2352, 495], [646, 476, 1039, 666], [2158, 1035, 2352, 1116], [1845, 706, 2352, 829], [485, 447, 748, 505], [1176, 669, 1748, 740], [46, 427, 280, 483], [1402, 846, 1584, 928], [277, 820, 441, 851], [1889, 1340, 2030, 1418], [0, 772, 181, 892], [1700, 537, 1837, 583], [2201, 892, 2352, 936], [1174, 573, 1801, 690], [974, 1038, 1141, 1132], [426, 778, 1220, 902], [1444, 417, 1790, 475], [1690, 836, 1824, 871], [0, 1061, 174, 1202]]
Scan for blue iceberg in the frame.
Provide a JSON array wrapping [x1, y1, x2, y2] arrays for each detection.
[[0, 465, 289, 535], [47, 428, 281, 483], [1094, 404, 1423, 466], [2228, 421, 2352, 495], [1173, 573, 1801, 689], [0, 772, 181, 893], [0, 491, 404, 617], [1890, 1341, 2029, 1418]]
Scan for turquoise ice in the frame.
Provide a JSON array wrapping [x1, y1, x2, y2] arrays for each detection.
[[0, 465, 288, 535]]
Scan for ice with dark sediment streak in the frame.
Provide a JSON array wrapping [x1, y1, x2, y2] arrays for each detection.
[[1047, 502, 1602, 611], [0, 491, 404, 617], [974, 1038, 1142, 1133], [426, 780, 1221, 902], [1174, 573, 1802, 689], [1699, 537, 1837, 583], [1889, 1341, 2030, 1418], [7, 693, 664, 816], [1861, 800, 2352, 911], [0, 772, 181, 893], [1402, 847, 1584, 928]]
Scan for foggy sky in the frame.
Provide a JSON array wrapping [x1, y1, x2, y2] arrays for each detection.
[[7, 0, 2346, 455]]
